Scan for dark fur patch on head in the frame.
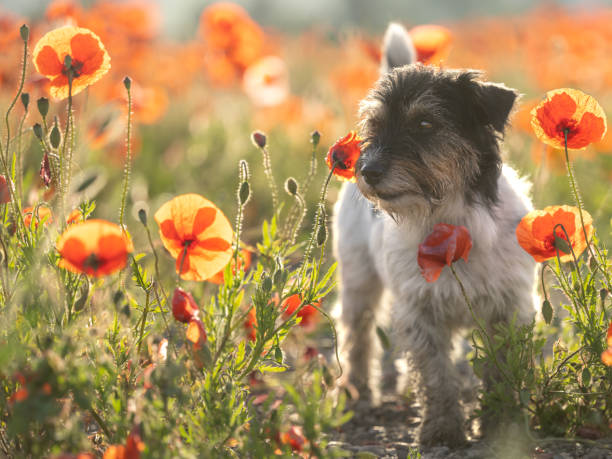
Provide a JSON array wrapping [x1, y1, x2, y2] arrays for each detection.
[[357, 64, 517, 209]]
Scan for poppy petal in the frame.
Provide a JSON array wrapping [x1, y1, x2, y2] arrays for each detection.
[[35, 45, 63, 77]]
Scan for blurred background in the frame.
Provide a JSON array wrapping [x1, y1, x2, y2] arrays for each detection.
[[1, 0, 612, 248]]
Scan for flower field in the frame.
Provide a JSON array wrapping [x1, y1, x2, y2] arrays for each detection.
[[0, 1, 611, 457]]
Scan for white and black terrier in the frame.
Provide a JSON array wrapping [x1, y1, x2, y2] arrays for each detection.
[[333, 23, 538, 446]]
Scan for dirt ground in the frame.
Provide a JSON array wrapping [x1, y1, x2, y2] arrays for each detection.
[[327, 395, 612, 459]]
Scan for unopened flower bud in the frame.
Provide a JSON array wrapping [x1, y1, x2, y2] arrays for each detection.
[[310, 130, 321, 147], [20, 93, 29, 111], [262, 275, 272, 292], [19, 24, 29, 42], [316, 224, 327, 246], [49, 124, 61, 149], [138, 208, 147, 225], [285, 177, 298, 196], [123, 76, 132, 90], [37, 97, 49, 118], [239, 181, 250, 205], [172, 287, 199, 323], [63, 55, 72, 69], [33, 123, 43, 140], [252, 131, 266, 148]]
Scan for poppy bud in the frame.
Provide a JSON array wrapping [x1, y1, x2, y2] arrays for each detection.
[[20, 93, 29, 111], [262, 275, 272, 292], [19, 24, 29, 42], [50, 123, 61, 149], [239, 181, 250, 205], [33, 123, 43, 140], [37, 97, 49, 118], [63, 55, 72, 70], [316, 224, 327, 246], [138, 208, 147, 225], [542, 300, 553, 325], [123, 76, 132, 91], [172, 287, 199, 323], [285, 178, 298, 196], [252, 131, 266, 148], [310, 130, 320, 147]]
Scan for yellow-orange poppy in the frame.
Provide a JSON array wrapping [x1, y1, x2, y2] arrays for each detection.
[[33, 26, 111, 100], [601, 322, 612, 366], [531, 88, 607, 150], [516, 205, 593, 262], [154, 194, 233, 281], [409, 25, 453, 65], [57, 219, 133, 277], [23, 206, 53, 228]]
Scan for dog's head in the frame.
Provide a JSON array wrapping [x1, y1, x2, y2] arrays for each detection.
[[356, 23, 518, 218]]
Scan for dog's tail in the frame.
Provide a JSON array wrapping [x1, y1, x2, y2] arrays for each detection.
[[381, 23, 416, 73]]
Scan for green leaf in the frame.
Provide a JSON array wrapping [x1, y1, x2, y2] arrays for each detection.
[[259, 363, 287, 373], [581, 367, 591, 387], [542, 300, 553, 325]]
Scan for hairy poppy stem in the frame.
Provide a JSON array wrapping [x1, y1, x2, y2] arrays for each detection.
[[119, 78, 133, 231], [257, 142, 278, 210], [449, 264, 512, 384], [562, 130, 611, 287], [0, 29, 29, 242]]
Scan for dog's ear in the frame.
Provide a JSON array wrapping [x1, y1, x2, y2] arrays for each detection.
[[471, 81, 518, 134], [381, 23, 416, 73]]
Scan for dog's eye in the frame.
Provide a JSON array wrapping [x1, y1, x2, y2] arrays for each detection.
[[419, 120, 433, 130]]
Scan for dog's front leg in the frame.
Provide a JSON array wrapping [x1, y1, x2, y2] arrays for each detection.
[[405, 317, 467, 447]]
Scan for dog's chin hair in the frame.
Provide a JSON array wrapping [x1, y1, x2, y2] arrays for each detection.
[[363, 191, 436, 223]]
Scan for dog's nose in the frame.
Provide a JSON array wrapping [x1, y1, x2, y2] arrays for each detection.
[[360, 162, 384, 186]]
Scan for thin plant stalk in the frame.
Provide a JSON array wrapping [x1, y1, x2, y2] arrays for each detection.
[[119, 78, 133, 231]]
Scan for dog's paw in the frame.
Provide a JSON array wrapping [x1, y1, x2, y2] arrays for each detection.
[[419, 416, 467, 448]]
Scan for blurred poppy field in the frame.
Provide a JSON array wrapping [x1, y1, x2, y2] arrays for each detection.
[[0, 0, 612, 457]]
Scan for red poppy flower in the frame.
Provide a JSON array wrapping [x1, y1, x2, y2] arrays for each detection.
[[281, 294, 321, 329], [172, 287, 199, 323], [531, 88, 607, 150], [244, 307, 257, 342], [602, 322, 612, 367], [66, 208, 83, 225], [516, 205, 593, 263], [417, 223, 472, 282], [186, 318, 207, 350], [23, 206, 53, 228], [103, 427, 144, 459], [280, 426, 306, 452], [0, 175, 10, 204], [208, 248, 252, 284], [57, 219, 133, 277], [409, 25, 452, 64], [33, 26, 111, 100], [154, 194, 233, 281], [326, 131, 362, 182], [243, 56, 289, 107]]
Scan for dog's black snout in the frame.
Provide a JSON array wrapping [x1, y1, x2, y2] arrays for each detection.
[[360, 162, 384, 186]]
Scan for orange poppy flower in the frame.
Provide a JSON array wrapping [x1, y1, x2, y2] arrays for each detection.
[[33, 26, 111, 100], [601, 322, 612, 366], [186, 318, 207, 350], [0, 175, 10, 204], [409, 25, 453, 65], [280, 426, 306, 453], [66, 208, 83, 225], [172, 287, 199, 323], [417, 223, 472, 282], [103, 427, 144, 459], [208, 248, 252, 284], [243, 56, 289, 107], [154, 194, 233, 281], [281, 294, 320, 329], [516, 205, 593, 263], [23, 206, 53, 228], [57, 219, 133, 277], [199, 2, 264, 83], [531, 88, 607, 150], [244, 307, 257, 342], [326, 131, 362, 182]]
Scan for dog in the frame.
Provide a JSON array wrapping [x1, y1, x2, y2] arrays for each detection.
[[333, 23, 538, 447]]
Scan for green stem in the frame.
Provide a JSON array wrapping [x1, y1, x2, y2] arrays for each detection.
[[259, 144, 278, 209], [137, 289, 150, 355], [119, 82, 133, 230]]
